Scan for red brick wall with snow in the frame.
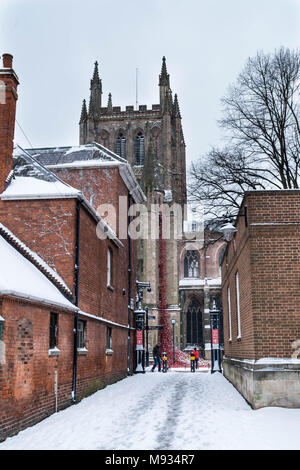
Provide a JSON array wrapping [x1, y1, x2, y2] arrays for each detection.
[[0, 189, 137, 442]]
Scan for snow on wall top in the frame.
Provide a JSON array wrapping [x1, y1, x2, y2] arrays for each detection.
[[0, 227, 76, 311], [179, 277, 222, 287]]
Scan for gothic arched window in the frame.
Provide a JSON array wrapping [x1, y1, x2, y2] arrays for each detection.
[[135, 132, 145, 165], [115, 132, 126, 159], [184, 250, 199, 278], [186, 299, 203, 346]]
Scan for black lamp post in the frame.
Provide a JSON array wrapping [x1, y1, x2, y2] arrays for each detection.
[[134, 280, 151, 374], [145, 307, 149, 367], [210, 296, 222, 374]]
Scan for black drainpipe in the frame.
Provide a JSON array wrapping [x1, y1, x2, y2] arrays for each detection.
[[127, 194, 132, 374], [72, 199, 81, 402]]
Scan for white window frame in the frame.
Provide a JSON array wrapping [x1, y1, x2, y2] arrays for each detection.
[[227, 286, 232, 342], [77, 320, 86, 349], [235, 271, 242, 339], [106, 326, 112, 353], [107, 248, 112, 287]]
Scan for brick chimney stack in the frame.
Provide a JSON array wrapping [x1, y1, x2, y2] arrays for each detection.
[[0, 53, 19, 192]]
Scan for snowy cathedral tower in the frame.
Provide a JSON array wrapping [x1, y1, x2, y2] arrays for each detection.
[[79, 57, 187, 354]]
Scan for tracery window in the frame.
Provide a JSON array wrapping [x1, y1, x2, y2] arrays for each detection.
[[184, 250, 199, 278], [115, 132, 126, 159], [135, 132, 145, 165]]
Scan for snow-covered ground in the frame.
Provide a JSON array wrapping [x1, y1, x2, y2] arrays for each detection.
[[1, 370, 300, 450]]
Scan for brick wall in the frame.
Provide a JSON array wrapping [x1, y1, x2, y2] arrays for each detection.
[[0, 190, 137, 441], [53, 166, 128, 238], [0, 295, 134, 441], [0, 198, 77, 292], [78, 203, 129, 322], [222, 191, 300, 360], [0, 297, 73, 440]]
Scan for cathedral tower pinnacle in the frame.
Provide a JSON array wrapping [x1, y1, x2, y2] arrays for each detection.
[[89, 61, 102, 118], [159, 56, 171, 111]]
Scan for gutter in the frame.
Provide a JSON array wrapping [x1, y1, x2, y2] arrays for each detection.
[[78, 310, 135, 330], [72, 199, 81, 402], [127, 194, 132, 374], [0, 291, 78, 312]]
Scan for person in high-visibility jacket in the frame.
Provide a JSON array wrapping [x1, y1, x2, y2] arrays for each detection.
[[162, 352, 168, 372], [190, 351, 195, 372], [192, 348, 199, 369]]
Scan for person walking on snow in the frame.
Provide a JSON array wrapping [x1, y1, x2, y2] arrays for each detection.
[[151, 342, 161, 372]]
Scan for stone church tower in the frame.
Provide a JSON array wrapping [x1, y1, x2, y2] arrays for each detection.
[[79, 57, 187, 356]]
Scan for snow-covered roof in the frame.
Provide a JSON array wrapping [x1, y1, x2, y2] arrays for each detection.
[[1, 176, 81, 200], [27, 142, 127, 166], [1, 145, 81, 200], [0, 225, 77, 311], [27, 142, 146, 204], [0, 223, 72, 296], [1, 145, 124, 247]]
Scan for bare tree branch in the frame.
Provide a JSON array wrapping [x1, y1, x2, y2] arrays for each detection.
[[189, 47, 300, 217]]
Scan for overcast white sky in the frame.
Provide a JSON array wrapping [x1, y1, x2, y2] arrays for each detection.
[[1, 0, 300, 168]]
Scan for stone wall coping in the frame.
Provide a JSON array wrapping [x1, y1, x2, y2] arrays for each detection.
[[224, 356, 300, 371]]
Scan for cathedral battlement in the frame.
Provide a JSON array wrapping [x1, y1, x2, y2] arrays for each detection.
[[97, 104, 161, 117]]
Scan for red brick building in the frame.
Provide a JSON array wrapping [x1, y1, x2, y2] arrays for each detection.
[[221, 191, 300, 409], [0, 55, 145, 441]]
